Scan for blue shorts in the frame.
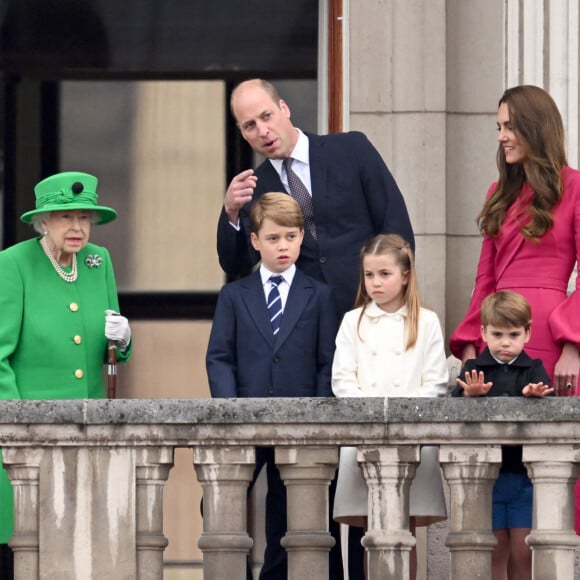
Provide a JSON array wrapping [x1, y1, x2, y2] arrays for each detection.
[[492, 471, 533, 530]]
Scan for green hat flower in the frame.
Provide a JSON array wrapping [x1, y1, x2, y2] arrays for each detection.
[[20, 171, 117, 225]]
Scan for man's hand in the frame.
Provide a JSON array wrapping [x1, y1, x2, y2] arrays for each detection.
[[522, 382, 554, 397], [224, 169, 258, 223], [456, 369, 493, 396]]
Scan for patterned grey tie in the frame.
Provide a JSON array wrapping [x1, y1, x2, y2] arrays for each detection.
[[283, 158, 317, 238], [267, 275, 284, 335]]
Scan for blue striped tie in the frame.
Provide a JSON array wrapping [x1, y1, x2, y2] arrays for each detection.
[[267, 275, 284, 335]]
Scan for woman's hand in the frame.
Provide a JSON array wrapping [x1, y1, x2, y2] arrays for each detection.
[[105, 310, 132, 348], [461, 344, 477, 363], [553, 343, 580, 396]]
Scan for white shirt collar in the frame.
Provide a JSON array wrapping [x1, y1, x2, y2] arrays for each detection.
[[270, 129, 309, 175], [259, 263, 296, 287], [489, 351, 519, 365]]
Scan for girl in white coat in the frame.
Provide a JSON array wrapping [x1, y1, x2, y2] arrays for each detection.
[[332, 234, 448, 579]]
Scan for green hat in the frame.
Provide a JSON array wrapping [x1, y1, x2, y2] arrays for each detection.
[[20, 171, 117, 225]]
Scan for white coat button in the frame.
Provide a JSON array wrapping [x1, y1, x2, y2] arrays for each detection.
[[75, 369, 84, 379], [70, 303, 79, 312], [73, 335, 82, 344]]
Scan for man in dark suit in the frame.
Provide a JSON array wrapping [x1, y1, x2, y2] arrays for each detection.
[[217, 79, 414, 578], [207, 193, 339, 580], [217, 78, 415, 317]]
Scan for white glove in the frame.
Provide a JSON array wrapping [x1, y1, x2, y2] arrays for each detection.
[[105, 309, 131, 348]]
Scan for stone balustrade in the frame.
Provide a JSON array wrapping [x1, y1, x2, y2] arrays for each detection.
[[1, 397, 580, 580]]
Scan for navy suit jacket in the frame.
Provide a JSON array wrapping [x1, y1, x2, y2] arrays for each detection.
[[217, 131, 414, 315], [206, 268, 338, 398]]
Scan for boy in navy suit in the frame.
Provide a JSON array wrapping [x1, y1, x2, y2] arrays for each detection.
[[206, 192, 340, 580]]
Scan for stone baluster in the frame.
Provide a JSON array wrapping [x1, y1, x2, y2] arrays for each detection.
[[276, 446, 338, 580], [2, 447, 44, 580], [523, 445, 580, 578], [135, 447, 174, 580], [439, 445, 501, 579], [193, 446, 255, 580], [358, 445, 420, 580]]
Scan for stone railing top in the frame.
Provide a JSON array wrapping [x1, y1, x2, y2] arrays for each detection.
[[0, 397, 579, 425], [0, 398, 579, 447]]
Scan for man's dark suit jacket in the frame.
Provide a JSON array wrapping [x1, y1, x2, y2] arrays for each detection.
[[206, 268, 338, 398], [217, 131, 414, 315]]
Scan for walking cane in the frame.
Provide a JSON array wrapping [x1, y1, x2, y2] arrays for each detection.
[[107, 340, 117, 399]]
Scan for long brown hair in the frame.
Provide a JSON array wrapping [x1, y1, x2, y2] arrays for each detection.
[[355, 234, 420, 349], [479, 85, 567, 240]]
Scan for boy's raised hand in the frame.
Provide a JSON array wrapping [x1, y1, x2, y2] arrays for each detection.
[[522, 382, 554, 397], [456, 370, 493, 396]]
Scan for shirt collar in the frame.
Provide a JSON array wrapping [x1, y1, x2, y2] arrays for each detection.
[[259, 264, 296, 287], [270, 129, 309, 174], [489, 351, 519, 366], [478, 347, 532, 367]]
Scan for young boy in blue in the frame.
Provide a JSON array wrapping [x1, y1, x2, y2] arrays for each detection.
[[206, 192, 340, 580], [452, 290, 553, 579]]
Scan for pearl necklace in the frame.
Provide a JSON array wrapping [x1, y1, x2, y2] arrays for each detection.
[[40, 237, 78, 283]]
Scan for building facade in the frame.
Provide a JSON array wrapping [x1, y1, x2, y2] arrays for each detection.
[[0, 0, 578, 576]]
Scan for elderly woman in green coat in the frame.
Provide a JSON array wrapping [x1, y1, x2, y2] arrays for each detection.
[[0, 172, 132, 575]]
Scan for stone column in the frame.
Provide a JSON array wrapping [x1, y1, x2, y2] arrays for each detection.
[[193, 446, 255, 580], [358, 445, 420, 580], [135, 447, 174, 580], [439, 445, 501, 579], [523, 445, 580, 578], [276, 446, 338, 580], [2, 447, 44, 580]]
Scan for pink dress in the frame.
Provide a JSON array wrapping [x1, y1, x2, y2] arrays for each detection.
[[450, 165, 580, 530], [450, 166, 580, 379]]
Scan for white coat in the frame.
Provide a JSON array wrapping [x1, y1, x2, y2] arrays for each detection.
[[332, 302, 448, 525]]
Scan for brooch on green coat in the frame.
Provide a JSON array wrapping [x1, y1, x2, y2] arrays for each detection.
[[85, 254, 103, 268]]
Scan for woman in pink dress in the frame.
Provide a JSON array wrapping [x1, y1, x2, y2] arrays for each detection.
[[450, 85, 580, 528]]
